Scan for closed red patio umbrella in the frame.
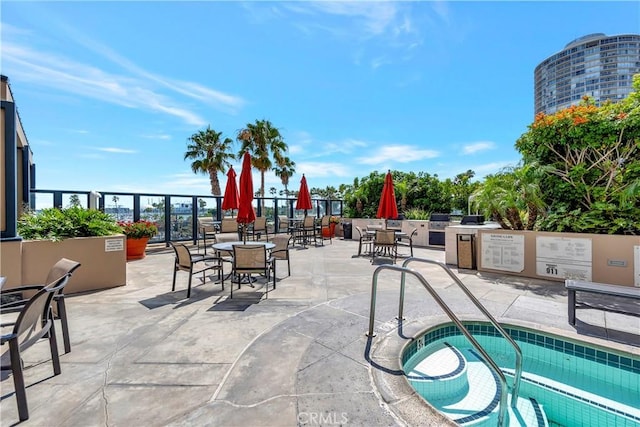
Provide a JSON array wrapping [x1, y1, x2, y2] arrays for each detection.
[[221, 166, 239, 216], [295, 174, 313, 216], [377, 170, 398, 227], [237, 152, 256, 242]]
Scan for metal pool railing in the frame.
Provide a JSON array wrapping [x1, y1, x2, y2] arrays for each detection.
[[366, 259, 524, 427]]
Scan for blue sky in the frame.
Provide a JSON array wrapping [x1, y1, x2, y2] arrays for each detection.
[[2, 1, 639, 199]]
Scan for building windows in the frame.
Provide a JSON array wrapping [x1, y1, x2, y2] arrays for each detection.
[[534, 33, 640, 114]]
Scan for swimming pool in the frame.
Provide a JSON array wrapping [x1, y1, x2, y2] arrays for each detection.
[[402, 322, 640, 426]]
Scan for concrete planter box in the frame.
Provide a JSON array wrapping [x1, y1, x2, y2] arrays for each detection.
[[17, 235, 127, 294]]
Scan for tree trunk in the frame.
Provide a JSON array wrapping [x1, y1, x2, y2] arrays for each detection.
[[209, 169, 221, 196], [505, 208, 524, 230], [526, 203, 539, 230], [492, 210, 511, 230], [260, 171, 266, 212]]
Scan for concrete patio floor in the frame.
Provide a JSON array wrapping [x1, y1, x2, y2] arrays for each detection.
[[1, 238, 638, 426]]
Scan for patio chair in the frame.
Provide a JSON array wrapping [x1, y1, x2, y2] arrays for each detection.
[[315, 215, 332, 245], [231, 244, 274, 299], [277, 216, 293, 234], [398, 227, 418, 257], [197, 217, 218, 254], [250, 216, 269, 241], [1, 273, 69, 422], [170, 242, 226, 298], [371, 230, 398, 264], [0, 258, 81, 354], [367, 224, 384, 231], [269, 234, 293, 278], [216, 218, 240, 242], [355, 226, 373, 257], [297, 215, 317, 247]]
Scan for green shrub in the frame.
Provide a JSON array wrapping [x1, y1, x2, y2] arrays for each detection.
[[403, 208, 430, 220], [18, 207, 122, 241]]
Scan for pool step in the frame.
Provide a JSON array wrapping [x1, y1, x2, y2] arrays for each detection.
[[408, 345, 548, 427], [407, 342, 469, 402]]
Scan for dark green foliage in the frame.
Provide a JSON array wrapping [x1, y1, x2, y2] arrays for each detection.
[[537, 204, 640, 235], [342, 170, 461, 218], [513, 74, 640, 234], [18, 207, 122, 241]]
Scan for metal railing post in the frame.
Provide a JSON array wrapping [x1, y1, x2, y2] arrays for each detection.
[[368, 263, 511, 426]]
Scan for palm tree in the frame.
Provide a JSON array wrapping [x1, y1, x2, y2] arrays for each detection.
[[472, 164, 546, 230], [471, 173, 511, 229], [274, 155, 296, 198], [395, 180, 411, 212], [349, 185, 368, 216], [512, 163, 546, 230], [185, 126, 235, 196], [237, 119, 288, 209]]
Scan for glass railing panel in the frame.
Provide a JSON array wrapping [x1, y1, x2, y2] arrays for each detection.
[[140, 195, 166, 243], [169, 196, 194, 241], [103, 194, 133, 222]]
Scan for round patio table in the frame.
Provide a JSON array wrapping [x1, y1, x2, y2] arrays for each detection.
[[211, 241, 275, 252]]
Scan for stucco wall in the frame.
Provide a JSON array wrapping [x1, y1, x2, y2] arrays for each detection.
[[473, 230, 639, 287], [14, 235, 127, 294], [0, 240, 22, 286]]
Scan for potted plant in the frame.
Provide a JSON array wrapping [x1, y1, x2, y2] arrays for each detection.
[[118, 220, 158, 260], [324, 216, 340, 237]]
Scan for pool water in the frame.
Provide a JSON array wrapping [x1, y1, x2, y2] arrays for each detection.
[[402, 323, 640, 426]]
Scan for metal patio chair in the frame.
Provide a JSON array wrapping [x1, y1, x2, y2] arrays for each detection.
[[355, 226, 373, 257], [0, 258, 81, 354], [170, 242, 225, 298], [269, 234, 293, 278], [197, 217, 218, 254], [1, 274, 70, 422], [371, 229, 398, 264], [250, 216, 269, 241], [231, 244, 275, 299]]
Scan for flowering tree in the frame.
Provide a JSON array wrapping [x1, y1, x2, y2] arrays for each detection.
[[515, 75, 640, 234]]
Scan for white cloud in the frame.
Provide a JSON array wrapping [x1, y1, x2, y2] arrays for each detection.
[[94, 147, 138, 154], [472, 160, 519, 177], [2, 30, 246, 126], [293, 162, 352, 178], [282, 1, 423, 68], [356, 145, 439, 165], [462, 141, 496, 155], [141, 133, 172, 140]]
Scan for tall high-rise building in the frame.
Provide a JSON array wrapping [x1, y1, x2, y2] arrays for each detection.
[[534, 33, 640, 115]]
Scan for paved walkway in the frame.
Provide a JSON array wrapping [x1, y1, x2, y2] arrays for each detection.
[[1, 238, 638, 426]]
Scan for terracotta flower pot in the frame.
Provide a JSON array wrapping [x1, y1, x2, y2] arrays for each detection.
[[322, 223, 336, 238], [126, 237, 149, 261]]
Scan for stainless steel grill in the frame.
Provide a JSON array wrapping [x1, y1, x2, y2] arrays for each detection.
[[428, 213, 451, 246]]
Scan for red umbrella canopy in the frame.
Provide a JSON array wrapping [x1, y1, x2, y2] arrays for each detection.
[[377, 171, 399, 220], [295, 174, 313, 211], [237, 152, 256, 225], [221, 166, 239, 212]]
